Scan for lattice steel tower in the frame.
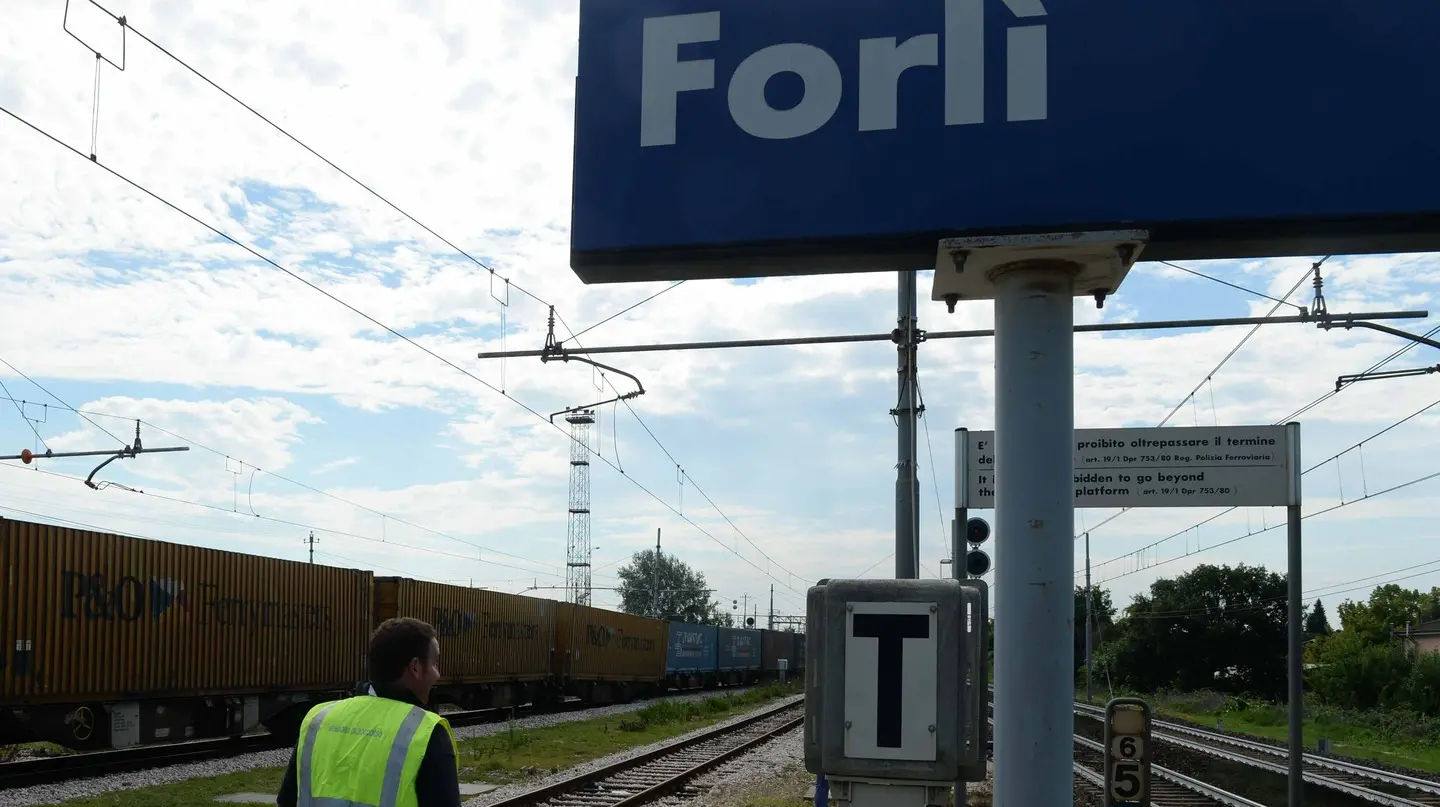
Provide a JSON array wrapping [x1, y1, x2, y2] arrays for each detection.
[[565, 411, 595, 606]]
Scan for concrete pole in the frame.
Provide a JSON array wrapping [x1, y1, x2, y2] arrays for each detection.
[[653, 528, 661, 619], [895, 269, 921, 580], [991, 263, 1076, 807], [952, 505, 970, 807], [1086, 531, 1094, 704], [1287, 419, 1305, 807]]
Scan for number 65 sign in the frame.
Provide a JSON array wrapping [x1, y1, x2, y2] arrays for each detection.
[[1103, 697, 1152, 807]]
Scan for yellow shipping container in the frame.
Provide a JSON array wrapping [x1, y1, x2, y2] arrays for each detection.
[[372, 577, 555, 684], [0, 517, 371, 704], [555, 602, 666, 683]]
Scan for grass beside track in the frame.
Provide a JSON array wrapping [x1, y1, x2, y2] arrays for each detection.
[[44, 683, 801, 806], [1078, 689, 1440, 774]]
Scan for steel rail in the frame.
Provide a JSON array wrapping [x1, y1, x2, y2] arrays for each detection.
[[1073, 733, 1268, 807], [1073, 703, 1438, 807], [0, 699, 589, 791], [486, 697, 804, 807]]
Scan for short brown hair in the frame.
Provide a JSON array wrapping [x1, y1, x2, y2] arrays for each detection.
[[368, 618, 438, 682]]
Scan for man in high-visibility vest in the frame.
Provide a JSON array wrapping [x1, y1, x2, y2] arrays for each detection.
[[276, 617, 461, 807]]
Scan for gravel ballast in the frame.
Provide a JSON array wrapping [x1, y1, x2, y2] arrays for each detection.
[[463, 694, 805, 807], [0, 686, 775, 807]]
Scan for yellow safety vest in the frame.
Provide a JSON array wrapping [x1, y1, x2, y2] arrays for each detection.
[[295, 695, 457, 807]]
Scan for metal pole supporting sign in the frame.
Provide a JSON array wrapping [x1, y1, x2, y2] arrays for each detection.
[[1103, 697, 1153, 807]]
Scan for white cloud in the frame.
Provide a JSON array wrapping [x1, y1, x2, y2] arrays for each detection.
[[0, 0, 1437, 627]]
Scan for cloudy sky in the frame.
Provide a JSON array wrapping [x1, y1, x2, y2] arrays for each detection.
[[0, 0, 1436, 628]]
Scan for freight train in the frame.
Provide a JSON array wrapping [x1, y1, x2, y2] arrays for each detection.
[[0, 517, 804, 752]]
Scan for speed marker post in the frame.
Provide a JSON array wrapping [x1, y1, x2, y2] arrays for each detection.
[[1103, 697, 1152, 807]]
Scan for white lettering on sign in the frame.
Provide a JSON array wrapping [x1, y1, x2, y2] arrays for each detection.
[[962, 425, 1295, 509], [639, 0, 1049, 147]]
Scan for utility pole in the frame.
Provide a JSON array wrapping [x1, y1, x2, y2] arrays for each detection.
[[652, 528, 661, 620], [742, 593, 750, 626], [305, 531, 318, 564], [769, 584, 774, 630], [1085, 531, 1094, 704], [894, 270, 922, 580]]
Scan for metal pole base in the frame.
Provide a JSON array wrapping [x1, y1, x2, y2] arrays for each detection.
[[827, 778, 951, 807]]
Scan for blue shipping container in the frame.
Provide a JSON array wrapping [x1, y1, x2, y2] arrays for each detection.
[[666, 621, 718, 675], [718, 627, 762, 671]]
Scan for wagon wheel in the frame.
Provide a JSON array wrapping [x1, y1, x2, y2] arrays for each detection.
[[70, 706, 96, 741]]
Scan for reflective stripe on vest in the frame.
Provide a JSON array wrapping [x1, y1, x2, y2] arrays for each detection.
[[296, 698, 442, 807]]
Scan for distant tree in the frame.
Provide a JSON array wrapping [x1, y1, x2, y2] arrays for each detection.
[[1075, 584, 1116, 670], [1106, 563, 1288, 697], [1305, 599, 1333, 637], [615, 549, 726, 625], [1335, 584, 1440, 644]]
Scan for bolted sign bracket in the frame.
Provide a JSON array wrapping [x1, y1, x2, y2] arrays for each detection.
[[1103, 697, 1153, 807]]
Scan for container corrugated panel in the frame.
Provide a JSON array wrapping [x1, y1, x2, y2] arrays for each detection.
[[0, 517, 371, 704], [665, 621, 717, 675], [794, 632, 807, 667], [373, 578, 554, 684], [555, 603, 666, 681], [762, 630, 796, 672], [718, 627, 762, 671]]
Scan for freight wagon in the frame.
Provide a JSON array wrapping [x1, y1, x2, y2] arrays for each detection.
[[373, 577, 557, 711], [761, 629, 797, 681], [0, 518, 371, 750], [0, 513, 763, 753], [664, 621, 718, 689], [716, 627, 762, 685], [554, 602, 667, 704]]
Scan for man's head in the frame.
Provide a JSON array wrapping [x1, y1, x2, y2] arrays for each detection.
[[368, 617, 441, 704]]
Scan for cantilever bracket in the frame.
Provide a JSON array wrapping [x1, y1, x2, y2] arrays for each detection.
[[523, 306, 649, 420], [1320, 314, 1440, 389], [1319, 315, 1440, 351], [0, 421, 189, 489], [1336, 364, 1440, 391], [549, 390, 643, 424]]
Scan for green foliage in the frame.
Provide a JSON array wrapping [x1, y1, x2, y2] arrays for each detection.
[[1105, 563, 1289, 697], [1306, 599, 1333, 636], [1075, 584, 1115, 669], [1091, 563, 1440, 730], [615, 549, 729, 624], [620, 682, 797, 732]]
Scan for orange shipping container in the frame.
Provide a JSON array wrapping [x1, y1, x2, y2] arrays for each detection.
[[0, 518, 372, 705], [554, 602, 666, 682], [372, 578, 555, 684]]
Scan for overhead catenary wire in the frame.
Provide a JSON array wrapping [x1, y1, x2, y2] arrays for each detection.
[[1095, 464, 1440, 586], [1076, 257, 1337, 540], [0, 103, 807, 600], [75, 0, 559, 314], [1120, 554, 1440, 621], [550, 306, 812, 596], [0, 475, 567, 576], [1156, 261, 1306, 311], [1088, 393, 1440, 579], [916, 380, 953, 564], [32, 4, 803, 598], [0, 355, 126, 446], [565, 281, 687, 344], [0, 391, 562, 571]]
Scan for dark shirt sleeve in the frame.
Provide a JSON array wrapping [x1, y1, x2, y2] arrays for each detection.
[[276, 747, 299, 807], [414, 725, 462, 807]]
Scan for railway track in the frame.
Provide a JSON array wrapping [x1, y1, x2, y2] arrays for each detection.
[[980, 715, 1263, 807], [1073, 702, 1440, 807], [487, 697, 804, 807], [1072, 733, 1267, 807], [0, 699, 588, 791]]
